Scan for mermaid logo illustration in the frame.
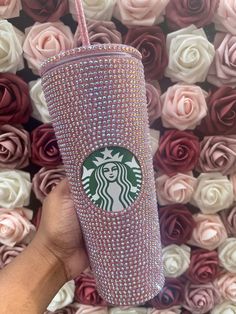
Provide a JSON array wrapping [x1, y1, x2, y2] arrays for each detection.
[[82, 147, 142, 212]]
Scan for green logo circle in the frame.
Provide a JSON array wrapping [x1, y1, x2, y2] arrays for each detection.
[[81, 146, 142, 212]]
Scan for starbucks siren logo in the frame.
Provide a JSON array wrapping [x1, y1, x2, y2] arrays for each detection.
[[82, 147, 142, 212]]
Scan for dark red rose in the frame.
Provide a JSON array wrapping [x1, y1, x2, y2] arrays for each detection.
[[220, 206, 236, 237], [146, 278, 184, 309], [22, 0, 68, 22], [166, 0, 219, 30], [198, 86, 236, 135], [186, 249, 219, 284], [154, 130, 200, 175], [31, 123, 62, 167], [159, 205, 196, 245], [0, 73, 31, 124], [124, 26, 168, 80], [74, 272, 106, 306]]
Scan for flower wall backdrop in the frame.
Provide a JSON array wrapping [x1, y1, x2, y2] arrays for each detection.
[[1, 0, 236, 313]]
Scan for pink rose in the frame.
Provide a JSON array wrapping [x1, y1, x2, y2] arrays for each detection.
[[161, 84, 208, 130], [0, 0, 21, 18], [23, 22, 74, 75], [214, 0, 236, 34], [220, 206, 236, 237], [0, 208, 35, 247], [217, 272, 236, 303], [146, 82, 161, 126], [0, 125, 30, 169], [74, 20, 122, 46], [188, 213, 228, 250], [32, 207, 42, 230], [183, 282, 221, 314], [208, 33, 236, 87], [155, 172, 196, 205], [0, 243, 26, 269], [32, 166, 66, 202]]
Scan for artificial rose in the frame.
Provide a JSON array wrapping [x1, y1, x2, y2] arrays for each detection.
[[183, 282, 221, 314], [161, 84, 208, 130], [165, 0, 219, 30], [159, 205, 195, 245], [0, 125, 30, 169], [208, 33, 236, 88], [191, 173, 234, 214], [197, 136, 236, 175], [218, 238, 236, 273], [75, 272, 106, 306], [220, 206, 236, 237], [47, 280, 75, 312], [230, 174, 236, 200], [217, 272, 236, 302], [149, 308, 181, 314], [214, 0, 236, 34], [32, 207, 42, 230], [154, 130, 200, 176], [0, 73, 32, 124], [149, 129, 160, 157], [29, 79, 51, 123], [22, 0, 68, 22], [165, 25, 215, 84], [31, 124, 62, 167], [0, 20, 24, 73], [156, 172, 196, 205], [0, 170, 31, 209], [186, 249, 219, 284], [146, 278, 184, 309], [114, 0, 169, 26], [198, 86, 236, 135], [188, 213, 227, 250], [162, 244, 190, 278], [211, 301, 236, 314], [69, 0, 116, 21], [0, 208, 35, 247], [73, 304, 108, 314], [23, 22, 74, 75], [45, 305, 76, 314], [0, 0, 21, 18], [0, 243, 26, 269], [124, 26, 168, 81], [74, 20, 122, 46], [146, 82, 162, 126], [32, 166, 66, 202], [109, 308, 147, 314]]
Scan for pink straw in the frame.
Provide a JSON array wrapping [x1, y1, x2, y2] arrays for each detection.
[[75, 0, 90, 46]]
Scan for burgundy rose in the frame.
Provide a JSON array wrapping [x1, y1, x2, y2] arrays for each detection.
[[220, 206, 236, 237], [31, 124, 62, 167], [74, 272, 106, 306], [146, 278, 184, 309], [165, 0, 219, 30], [186, 249, 219, 284], [198, 86, 236, 135], [22, 0, 68, 23], [124, 26, 168, 80], [0, 243, 26, 269], [154, 130, 200, 175], [159, 205, 196, 245], [0, 73, 31, 124]]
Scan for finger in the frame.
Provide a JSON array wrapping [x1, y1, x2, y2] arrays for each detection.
[[53, 178, 71, 195]]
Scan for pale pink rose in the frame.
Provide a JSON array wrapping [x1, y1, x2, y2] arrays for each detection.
[[188, 213, 228, 250], [217, 272, 236, 302], [23, 22, 74, 75], [149, 308, 181, 314], [156, 172, 196, 205], [109, 308, 147, 314], [32, 166, 66, 203], [113, 0, 169, 26], [208, 33, 236, 87], [146, 82, 162, 125], [74, 304, 108, 313], [214, 0, 236, 34], [218, 238, 236, 273], [0, 0, 21, 18], [0, 243, 26, 269], [149, 129, 160, 157], [161, 84, 208, 130], [0, 208, 35, 247]]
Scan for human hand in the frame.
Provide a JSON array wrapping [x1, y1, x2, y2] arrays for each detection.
[[33, 178, 89, 280]]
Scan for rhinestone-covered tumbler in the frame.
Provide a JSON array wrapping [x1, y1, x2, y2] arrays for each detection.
[[41, 44, 164, 305]]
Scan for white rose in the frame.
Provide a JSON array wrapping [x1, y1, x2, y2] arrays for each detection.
[[0, 0, 21, 18], [69, 0, 116, 21], [218, 238, 236, 274], [162, 244, 190, 278], [165, 25, 215, 84], [47, 280, 75, 312], [0, 170, 31, 209], [211, 301, 236, 314], [148, 308, 181, 314], [149, 129, 160, 157], [29, 79, 51, 123], [191, 173, 234, 214], [0, 20, 24, 73], [109, 308, 147, 314]]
